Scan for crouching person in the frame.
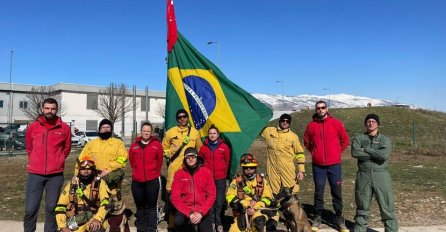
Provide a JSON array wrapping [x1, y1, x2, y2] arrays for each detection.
[[171, 147, 216, 232], [226, 153, 279, 232], [55, 158, 110, 232]]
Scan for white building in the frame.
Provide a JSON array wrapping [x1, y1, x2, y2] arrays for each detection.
[[0, 82, 166, 136]]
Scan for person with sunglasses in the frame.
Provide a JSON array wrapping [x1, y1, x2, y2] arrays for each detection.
[[261, 113, 306, 197], [170, 147, 216, 232], [162, 109, 203, 229], [351, 114, 398, 232], [226, 153, 279, 232], [198, 124, 230, 232], [303, 100, 350, 232], [55, 158, 110, 232]]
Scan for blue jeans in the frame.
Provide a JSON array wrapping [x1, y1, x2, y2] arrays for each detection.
[[312, 164, 343, 216], [24, 172, 64, 232]]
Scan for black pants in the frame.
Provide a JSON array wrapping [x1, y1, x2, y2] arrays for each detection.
[[173, 210, 212, 232], [312, 164, 343, 216], [131, 178, 160, 232], [210, 179, 226, 226]]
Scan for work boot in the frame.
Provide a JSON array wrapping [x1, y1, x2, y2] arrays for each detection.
[[336, 215, 349, 232], [311, 215, 322, 232]]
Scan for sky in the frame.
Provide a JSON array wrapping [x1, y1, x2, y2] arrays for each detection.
[[1, 0, 445, 111]]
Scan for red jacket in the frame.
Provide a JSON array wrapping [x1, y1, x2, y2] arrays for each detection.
[[171, 158, 216, 217], [198, 138, 230, 180], [129, 136, 163, 182], [304, 113, 349, 166], [26, 115, 71, 175]]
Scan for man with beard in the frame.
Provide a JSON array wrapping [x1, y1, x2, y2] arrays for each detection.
[[78, 119, 129, 232], [55, 158, 110, 232], [304, 100, 349, 232], [24, 98, 72, 232]]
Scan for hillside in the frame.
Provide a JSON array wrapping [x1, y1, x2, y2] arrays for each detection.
[[268, 106, 446, 155]]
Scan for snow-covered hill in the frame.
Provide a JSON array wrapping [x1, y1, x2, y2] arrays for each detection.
[[252, 93, 395, 111]]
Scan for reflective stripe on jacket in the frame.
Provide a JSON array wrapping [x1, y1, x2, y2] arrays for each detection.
[[78, 137, 128, 173]]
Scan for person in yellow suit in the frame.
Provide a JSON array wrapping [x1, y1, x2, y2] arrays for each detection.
[[78, 119, 129, 232], [226, 154, 279, 232], [261, 113, 306, 195], [162, 109, 203, 192], [56, 158, 110, 232]]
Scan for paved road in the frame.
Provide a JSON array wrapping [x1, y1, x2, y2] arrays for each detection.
[[1, 220, 445, 232]]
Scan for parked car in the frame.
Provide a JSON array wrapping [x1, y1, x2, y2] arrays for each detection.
[[71, 133, 82, 147], [75, 130, 99, 147]]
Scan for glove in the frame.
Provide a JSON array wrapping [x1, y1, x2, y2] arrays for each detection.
[[230, 199, 244, 212]]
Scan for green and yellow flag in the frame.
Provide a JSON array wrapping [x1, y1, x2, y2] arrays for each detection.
[[166, 0, 272, 176]]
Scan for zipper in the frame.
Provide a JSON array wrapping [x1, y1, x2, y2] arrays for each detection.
[[45, 130, 48, 174], [321, 121, 327, 165], [191, 172, 196, 212], [142, 145, 146, 181]]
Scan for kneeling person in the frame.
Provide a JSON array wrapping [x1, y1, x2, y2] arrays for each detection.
[[171, 147, 216, 232], [55, 158, 110, 232], [226, 153, 279, 232]]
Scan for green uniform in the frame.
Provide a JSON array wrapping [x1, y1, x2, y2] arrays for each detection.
[[351, 133, 398, 232]]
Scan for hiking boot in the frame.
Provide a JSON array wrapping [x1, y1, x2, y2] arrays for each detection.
[[311, 215, 322, 231], [336, 215, 349, 232]]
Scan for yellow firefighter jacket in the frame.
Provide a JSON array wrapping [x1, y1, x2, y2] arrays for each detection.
[[261, 127, 305, 194], [55, 178, 110, 231], [162, 125, 202, 191]]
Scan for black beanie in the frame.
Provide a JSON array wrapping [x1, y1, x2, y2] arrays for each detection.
[[364, 114, 380, 126], [279, 113, 292, 123], [184, 147, 198, 158], [176, 109, 189, 118], [99, 119, 113, 131]]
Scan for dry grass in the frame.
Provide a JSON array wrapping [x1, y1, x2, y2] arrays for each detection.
[[1, 140, 445, 228]]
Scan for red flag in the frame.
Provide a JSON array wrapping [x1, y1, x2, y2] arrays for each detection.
[[166, 0, 178, 52]]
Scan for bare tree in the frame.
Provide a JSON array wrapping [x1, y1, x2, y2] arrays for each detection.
[[93, 83, 134, 124], [21, 86, 66, 120], [155, 102, 165, 119]]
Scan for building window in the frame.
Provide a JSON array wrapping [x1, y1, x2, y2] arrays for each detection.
[[140, 97, 150, 111], [86, 120, 98, 130], [19, 101, 28, 109], [0, 100, 3, 108], [87, 94, 98, 110]]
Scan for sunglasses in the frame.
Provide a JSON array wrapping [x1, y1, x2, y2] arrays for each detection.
[[185, 155, 197, 160], [280, 119, 290, 124], [316, 106, 327, 110], [177, 115, 188, 120]]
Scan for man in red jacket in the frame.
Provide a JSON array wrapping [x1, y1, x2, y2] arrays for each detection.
[[171, 147, 216, 232], [24, 98, 72, 232], [304, 100, 349, 232]]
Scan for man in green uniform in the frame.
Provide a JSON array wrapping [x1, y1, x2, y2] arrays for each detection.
[[351, 114, 398, 232]]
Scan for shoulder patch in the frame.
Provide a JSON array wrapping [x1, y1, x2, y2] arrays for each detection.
[[230, 183, 237, 189]]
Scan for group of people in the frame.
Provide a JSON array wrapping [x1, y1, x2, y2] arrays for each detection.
[[23, 98, 398, 232]]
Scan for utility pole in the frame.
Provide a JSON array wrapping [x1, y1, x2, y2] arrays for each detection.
[[8, 50, 14, 124], [323, 88, 331, 107]]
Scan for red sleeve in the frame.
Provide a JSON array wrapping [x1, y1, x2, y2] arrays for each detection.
[[156, 142, 163, 172], [198, 146, 205, 158], [25, 123, 34, 156], [223, 143, 231, 173], [63, 125, 72, 158], [197, 168, 216, 215], [170, 171, 191, 217], [338, 122, 350, 152], [303, 124, 313, 151], [128, 143, 135, 169]]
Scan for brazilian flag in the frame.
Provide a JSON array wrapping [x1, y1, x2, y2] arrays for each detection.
[[166, 0, 272, 177]]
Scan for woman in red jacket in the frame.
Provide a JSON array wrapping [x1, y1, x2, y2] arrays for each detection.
[[171, 147, 216, 232], [129, 122, 163, 232], [198, 124, 230, 232]]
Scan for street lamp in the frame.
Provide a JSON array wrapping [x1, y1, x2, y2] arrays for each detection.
[[8, 50, 14, 124], [276, 80, 284, 101], [395, 96, 401, 105], [207, 41, 221, 67], [322, 88, 331, 107]]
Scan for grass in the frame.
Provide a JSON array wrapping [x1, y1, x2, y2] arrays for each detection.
[[1, 106, 445, 227]]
